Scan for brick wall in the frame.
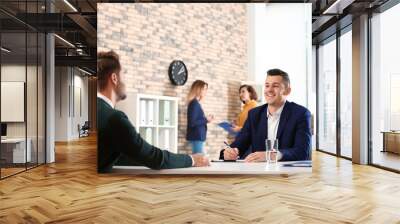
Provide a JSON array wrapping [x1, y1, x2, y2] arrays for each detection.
[[98, 3, 248, 158]]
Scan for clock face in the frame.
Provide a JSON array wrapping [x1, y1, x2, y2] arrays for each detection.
[[168, 60, 188, 86]]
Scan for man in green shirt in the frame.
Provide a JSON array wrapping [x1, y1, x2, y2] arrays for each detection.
[[97, 51, 209, 173]]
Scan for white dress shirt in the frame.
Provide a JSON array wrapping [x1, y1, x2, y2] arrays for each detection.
[[267, 101, 286, 160], [97, 92, 114, 108]]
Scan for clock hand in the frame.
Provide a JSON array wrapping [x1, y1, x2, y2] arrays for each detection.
[[178, 66, 184, 75]]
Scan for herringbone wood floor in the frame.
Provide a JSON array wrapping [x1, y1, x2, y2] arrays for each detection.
[[1, 135, 400, 223]]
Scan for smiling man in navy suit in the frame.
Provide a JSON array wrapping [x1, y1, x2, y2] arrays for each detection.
[[223, 69, 312, 162]]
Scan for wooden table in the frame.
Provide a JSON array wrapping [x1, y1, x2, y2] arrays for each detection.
[[112, 160, 312, 175]]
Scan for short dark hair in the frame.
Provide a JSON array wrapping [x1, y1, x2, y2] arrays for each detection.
[[97, 51, 121, 90], [266, 68, 290, 87], [239, 84, 258, 103]]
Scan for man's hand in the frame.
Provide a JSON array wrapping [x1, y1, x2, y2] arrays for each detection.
[[191, 154, 210, 167], [223, 148, 239, 160], [244, 151, 269, 162]]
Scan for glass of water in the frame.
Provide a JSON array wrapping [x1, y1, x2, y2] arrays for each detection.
[[265, 139, 279, 164]]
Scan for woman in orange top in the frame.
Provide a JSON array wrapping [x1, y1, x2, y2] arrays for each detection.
[[232, 85, 258, 132]]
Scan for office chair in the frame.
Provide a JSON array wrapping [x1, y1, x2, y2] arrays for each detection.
[[78, 121, 90, 138]]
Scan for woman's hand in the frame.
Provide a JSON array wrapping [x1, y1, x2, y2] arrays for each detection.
[[206, 114, 214, 123], [232, 124, 241, 132]]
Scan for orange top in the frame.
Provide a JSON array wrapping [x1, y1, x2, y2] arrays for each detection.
[[237, 100, 258, 128]]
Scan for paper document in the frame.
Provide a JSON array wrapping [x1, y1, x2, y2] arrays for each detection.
[[282, 161, 312, 167]]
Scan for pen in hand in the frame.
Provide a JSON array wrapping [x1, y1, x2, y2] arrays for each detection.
[[223, 141, 239, 160]]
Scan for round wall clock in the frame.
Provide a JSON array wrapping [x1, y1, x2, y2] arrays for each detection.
[[168, 60, 188, 86]]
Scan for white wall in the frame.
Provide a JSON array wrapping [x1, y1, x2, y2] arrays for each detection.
[[1, 65, 41, 138], [1, 66, 25, 128], [1, 64, 46, 164], [248, 3, 312, 107], [72, 73, 89, 138], [54, 67, 89, 141], [311, 45, 317, 149], [55, 67, 68, 141]]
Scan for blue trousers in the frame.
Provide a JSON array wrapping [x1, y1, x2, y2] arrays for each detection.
[[189, 141, 205, 154]]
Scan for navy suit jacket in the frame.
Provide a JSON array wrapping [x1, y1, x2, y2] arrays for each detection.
[[230, 101, 312, 161], [186, 99, 207, 141]]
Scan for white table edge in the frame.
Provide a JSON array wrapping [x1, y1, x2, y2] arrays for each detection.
[[111, 161, 312, 175]]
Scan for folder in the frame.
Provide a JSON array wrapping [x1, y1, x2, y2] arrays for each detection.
[[140, 100, 147, 125], [218, 121, 238, 136], [145, 128, 153, 144], [163, 101, 170, 126], [147, 101, 154, 125], [163, 129, 170, 150]]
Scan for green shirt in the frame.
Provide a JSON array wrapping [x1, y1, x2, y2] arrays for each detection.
[[97, 97, 192, 173]]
